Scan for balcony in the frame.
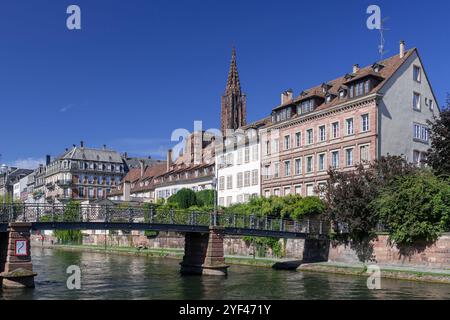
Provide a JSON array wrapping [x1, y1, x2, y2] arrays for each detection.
[[56, 179, 72, 186]]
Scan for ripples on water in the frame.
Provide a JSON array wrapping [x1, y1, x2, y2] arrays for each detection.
[[0, 247, 449, 300]]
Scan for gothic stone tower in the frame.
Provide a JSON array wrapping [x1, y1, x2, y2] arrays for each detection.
[[221, 48, 246, 136]]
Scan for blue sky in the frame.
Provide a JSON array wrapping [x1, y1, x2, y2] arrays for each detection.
[[0, 0, 449, 168]]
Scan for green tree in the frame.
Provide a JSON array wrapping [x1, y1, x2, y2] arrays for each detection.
[[426, 95, 450, 178], [195, 189, 215, 207], [373, 170, 450, 245], [292, 196, 325, 219], [53, 201, 83, 244], [167, 188, 197, 209], [324, 155, 416, 242]]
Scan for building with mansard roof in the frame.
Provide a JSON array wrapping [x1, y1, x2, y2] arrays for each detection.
[[44, 142, 127, 203], [260, 41, 438, 197]]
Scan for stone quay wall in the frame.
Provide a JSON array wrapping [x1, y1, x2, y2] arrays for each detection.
[[328, 234, 450, 269]]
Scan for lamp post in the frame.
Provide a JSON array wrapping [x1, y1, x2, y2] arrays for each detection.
[[212, 177, 217, 215], [1, 164, 8, 208]]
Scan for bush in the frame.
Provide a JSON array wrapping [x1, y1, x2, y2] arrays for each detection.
[[223, 195, 325, 220], [373, 170, 450, 245]]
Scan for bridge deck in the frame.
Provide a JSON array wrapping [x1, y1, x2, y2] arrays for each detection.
[[0, 204, 329, 239]]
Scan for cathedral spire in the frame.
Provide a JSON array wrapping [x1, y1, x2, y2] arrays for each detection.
[[226, 47, 241, 91], [221, 47, 247, 135]]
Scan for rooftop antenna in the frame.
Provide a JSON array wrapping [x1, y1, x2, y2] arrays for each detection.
[[378, 17, 390, 60]]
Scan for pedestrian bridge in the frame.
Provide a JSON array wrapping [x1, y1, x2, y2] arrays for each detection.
[[0, 204, 329, 288]]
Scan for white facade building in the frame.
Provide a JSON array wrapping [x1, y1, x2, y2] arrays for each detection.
[[216, 123, 267, 207], [13, 175, 30, 201]]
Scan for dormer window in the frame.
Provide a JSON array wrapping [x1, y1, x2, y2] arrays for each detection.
[[321, 83, 332, 94], [339, 87, 347, 99], [371, 62, 384, 73], [325, 93, 336, 103]]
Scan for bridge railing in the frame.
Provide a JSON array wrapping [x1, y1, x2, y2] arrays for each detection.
[[0, 204, 330, 236]]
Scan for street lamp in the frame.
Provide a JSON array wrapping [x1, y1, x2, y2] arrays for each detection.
[[212, 177, 217, 215], [1, 164, 9, 207]]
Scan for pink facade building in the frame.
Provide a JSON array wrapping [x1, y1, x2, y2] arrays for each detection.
[[260, 42, 438, 197]]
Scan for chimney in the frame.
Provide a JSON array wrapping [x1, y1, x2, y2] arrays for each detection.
[[399, 40, 406, 58], [80, 141, 84, 148], [353, 64, 360, 73], [46, 155, 51, 166], [123, 181, 131, 201], [167, 149, 173, 171], [281, 89, 293, 105], [139, 160, 145, 178]]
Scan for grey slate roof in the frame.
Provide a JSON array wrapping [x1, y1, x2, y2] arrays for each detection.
[[59, 147, 124, 163]]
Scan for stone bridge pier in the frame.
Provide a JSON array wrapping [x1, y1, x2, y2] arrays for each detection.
[[0, 223, 37, 288], [180, 227, 229, 276]]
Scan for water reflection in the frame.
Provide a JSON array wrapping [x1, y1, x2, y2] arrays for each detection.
[[0, 248, 448, 300]]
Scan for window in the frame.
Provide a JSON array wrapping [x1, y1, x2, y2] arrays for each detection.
[[264, 190, 271, 198], [361, 114, 369, 132], [345, 148, 354, 167], [306, 129, 313, 145], [237, 150, 243, 165], [273, 188, 280, 197], [413, 92, 421, 110], [306, 184, 314, 196], [264, 165, 270, 180], [237, 172, 243, 188], [284, 187, 291, 196], [219, 176, 225, 190], [252, 145, 259, 161], [332, 122, 339, 139], [244, 147, 250, 163], [226, 196, 232, 206], [413, 123, 429, 142], [413, 150, 421, 165], [332, 151, 339, 169], [244, 171, 250, 187], [227, 153, 234, 166], [318, 153, 326, 171], [265, 140, 270, 155], [364, 80, 370, 94], [226, 175, 233, 189], [284, 160, 291, 177], [294, 185, 302, 195], [251, 169, 258, 185], [346, 118, 354, 135], [429, 99, 434, 110], [319, 125, 326, 142], [360, 145, 370, 162], [295, 132, 301, 147], [413, 65, 421, 82], [306, 156, 313, 173], [294, 158, 302, 175], [301, 99, 314, 113], [237, 194, 243, 203], [274, 162, 280, 178], [273, 138, 279, 153], [284, 135, 290, 150]]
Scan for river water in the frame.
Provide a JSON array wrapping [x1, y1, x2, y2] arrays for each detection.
[[0, 247, 449, 300]]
